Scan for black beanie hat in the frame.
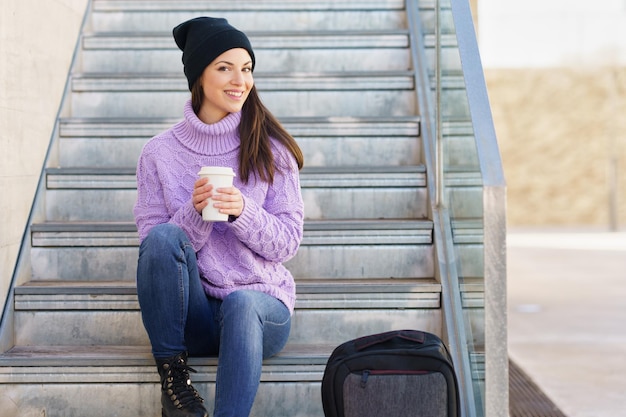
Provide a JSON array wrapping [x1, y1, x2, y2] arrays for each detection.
[[173, 17, 255, 90]]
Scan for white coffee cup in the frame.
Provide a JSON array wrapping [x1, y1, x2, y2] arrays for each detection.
[[197, 166, 236, 222]]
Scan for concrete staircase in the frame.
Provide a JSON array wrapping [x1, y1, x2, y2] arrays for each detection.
[[0, 0, 488, 416]]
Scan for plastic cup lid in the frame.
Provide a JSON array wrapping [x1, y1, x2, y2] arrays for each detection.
[[197, 166, 236, 176]]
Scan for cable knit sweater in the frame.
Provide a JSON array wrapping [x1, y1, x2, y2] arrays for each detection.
[[133, 100, 304, 313]]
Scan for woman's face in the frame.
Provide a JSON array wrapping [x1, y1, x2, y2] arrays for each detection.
[[197, 48, 254, 124]]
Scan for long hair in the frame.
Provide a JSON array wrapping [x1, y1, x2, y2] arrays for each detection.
[[191, 83, 304, 184]]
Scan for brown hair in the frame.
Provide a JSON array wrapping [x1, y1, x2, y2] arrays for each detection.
[[191, 83, 304, 184]]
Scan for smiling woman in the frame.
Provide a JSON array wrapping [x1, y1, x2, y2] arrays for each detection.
[[133, 16, 305, 417]]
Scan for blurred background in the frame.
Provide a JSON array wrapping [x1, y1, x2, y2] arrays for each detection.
[[478, 0, 626, 230]]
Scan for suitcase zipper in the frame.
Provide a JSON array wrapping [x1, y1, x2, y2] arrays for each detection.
[[360, 370, 370, 388]]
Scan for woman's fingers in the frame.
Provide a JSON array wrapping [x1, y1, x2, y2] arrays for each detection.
[[213, 186, 244, 217], [192, 177, 212, 213]]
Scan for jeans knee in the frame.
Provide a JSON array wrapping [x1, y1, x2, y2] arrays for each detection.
[[222, 290, 259, 321], [138, 224, 192, 287], [140, 224, 187, 257], [144, 223, 184, 246]]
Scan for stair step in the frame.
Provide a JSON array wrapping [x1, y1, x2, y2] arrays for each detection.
[[60, 116, 421, 137], [80, 31, 411, 73], [0, 344, 330, 369], [31, 222, 140, 247], [444, 122, 480, 171], [430, 75, 471, 120], [45, 166, 427, 188], [71, 71, 415, 91], [448, 219, 485, 280], [58, 116, 422, 168], [69, 73, 417, 118], [28, 220, 435, 280], [83, 31, 409, 50], [451, 219, 484, 244], [423, 34, 462, 76], [15, 279, 441, 311], [82, 45, 411, 74], [30, 220, 433, 247], [14, 306, 441, 347], [44, 166, 428, 221], [70, 91, 417, 119], [28, 242, 436, 281], [444, 172, 484, 220], [92, 0, 405, 13], [0, 345, 329, 417], [70, 91, 416, 118], [12, 278, 441, 346], [91, 9, 406, 34]]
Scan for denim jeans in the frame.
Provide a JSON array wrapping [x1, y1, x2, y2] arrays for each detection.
[[136, 223, 292, 417]]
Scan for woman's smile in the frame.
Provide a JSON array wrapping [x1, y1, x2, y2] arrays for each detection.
[[225, 90, 245, 99]]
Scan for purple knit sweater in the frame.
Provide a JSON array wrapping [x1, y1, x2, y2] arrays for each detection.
[[133, 100, 304, 313]]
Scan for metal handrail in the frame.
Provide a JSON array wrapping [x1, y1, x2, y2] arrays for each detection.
[[449, 0, 509, 416], [435, 0, 444, 208], [406, 1, 477, 416]]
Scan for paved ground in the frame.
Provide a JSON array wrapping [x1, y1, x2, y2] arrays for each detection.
[[507, 229, 626, 417]]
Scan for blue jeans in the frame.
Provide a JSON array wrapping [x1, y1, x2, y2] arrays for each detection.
[[136, 223, 291, 417]]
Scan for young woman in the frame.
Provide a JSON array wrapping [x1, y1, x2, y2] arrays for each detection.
[[133, 17, 304, 417]]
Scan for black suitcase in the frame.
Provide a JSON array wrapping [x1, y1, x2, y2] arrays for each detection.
[[321, 329, 460, 417]]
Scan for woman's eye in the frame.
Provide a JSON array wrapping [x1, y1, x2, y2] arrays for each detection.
[[218, 66, 230, 72], [242, 67, 252, 73]]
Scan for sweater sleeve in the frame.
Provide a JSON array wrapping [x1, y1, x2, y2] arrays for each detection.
[[229, 150, 304, 263], [133, 141, 213, 249], [134, 148, 168, 242]]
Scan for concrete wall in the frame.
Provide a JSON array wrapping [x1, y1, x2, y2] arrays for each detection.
[[0, 1, 88, 307]]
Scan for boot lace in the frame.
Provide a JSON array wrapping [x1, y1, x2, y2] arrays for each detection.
[[162, 358, 204, 409]]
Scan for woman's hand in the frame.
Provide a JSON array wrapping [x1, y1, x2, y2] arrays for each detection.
[[192, 177, 244, 218], [192, 177, 212, 214], [211, 185, 245, 218]]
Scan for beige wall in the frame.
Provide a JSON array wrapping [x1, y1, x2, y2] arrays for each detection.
[[486, 67, 626, 229], [0, 1, 88, 304]]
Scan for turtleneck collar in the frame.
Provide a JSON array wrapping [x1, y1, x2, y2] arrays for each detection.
[[172, 99, 242, 155]]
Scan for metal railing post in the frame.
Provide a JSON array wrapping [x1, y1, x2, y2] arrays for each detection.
[[435, 0, 444, 208]]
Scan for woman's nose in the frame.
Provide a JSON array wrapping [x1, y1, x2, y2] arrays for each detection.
[[231, 70, 244, 85]]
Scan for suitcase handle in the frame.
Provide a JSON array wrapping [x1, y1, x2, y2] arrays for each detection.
[[354, 330, 425, 351]]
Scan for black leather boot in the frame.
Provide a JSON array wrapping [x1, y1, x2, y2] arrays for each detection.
[[156, 353, 208, 417]]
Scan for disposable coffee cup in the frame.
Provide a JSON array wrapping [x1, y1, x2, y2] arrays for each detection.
[[197, 166, 236, 222]]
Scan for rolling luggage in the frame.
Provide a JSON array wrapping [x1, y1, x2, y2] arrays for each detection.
[[321, 329, 460, 417]]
